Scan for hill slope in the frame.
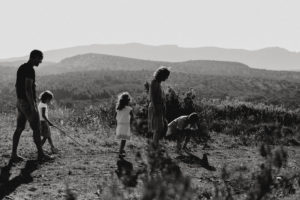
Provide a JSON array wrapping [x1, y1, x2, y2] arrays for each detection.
[[39, 53, 300, 82], [1, 70, 300, 110]]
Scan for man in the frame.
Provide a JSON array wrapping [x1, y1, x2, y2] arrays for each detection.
[[11, 49, 52, 162]]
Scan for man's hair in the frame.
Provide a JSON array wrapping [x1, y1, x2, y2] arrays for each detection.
[[30, 49, 43, 59], [39, 90, 54, 102]]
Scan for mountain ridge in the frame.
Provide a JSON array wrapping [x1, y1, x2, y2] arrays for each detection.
[[1, 43, 300, 70]]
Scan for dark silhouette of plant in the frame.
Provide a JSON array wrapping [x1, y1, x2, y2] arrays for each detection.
[[141, 142, 196, 200]]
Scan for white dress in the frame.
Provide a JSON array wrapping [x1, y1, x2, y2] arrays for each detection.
[[38, 102, 48, 121], [116, 106, 132, 140]]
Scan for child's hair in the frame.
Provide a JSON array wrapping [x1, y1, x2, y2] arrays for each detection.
[[39, 90, 54, 102], [116, 92, 131, 110], [188, 112, 199, 123]]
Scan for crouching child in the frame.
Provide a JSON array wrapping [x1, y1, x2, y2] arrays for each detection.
[[166, 112, 208, 153]]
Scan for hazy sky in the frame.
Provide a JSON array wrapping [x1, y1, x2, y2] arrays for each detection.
[[1, 0, 300, 58]]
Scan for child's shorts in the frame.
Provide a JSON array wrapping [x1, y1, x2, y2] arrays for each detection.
[[41, 121, 51, 138], [166, 124, 181, 140]]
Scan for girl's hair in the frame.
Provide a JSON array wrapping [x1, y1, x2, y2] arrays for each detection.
[[116, 92, 131, 110], [39, 90, 54, 102], [153, 66, 171, 81]]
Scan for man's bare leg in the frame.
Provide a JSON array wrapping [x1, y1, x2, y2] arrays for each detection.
[[11, 128, 25, 162], [11, 109, 26, 162]]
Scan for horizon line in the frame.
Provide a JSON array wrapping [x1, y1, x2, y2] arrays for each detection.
[[0, 42, 299, 60]]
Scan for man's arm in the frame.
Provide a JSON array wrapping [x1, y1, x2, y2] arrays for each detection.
[[25, 78, 36, 111]]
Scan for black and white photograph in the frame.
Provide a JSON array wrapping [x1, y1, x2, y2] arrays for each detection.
[[1, 0, 300, 199]]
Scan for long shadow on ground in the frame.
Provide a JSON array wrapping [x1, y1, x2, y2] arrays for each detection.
[[115, 157, 142, 187], [176, 152, 216, 171], [0, 160, 38, 199]]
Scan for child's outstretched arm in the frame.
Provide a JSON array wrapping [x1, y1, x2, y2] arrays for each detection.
[[42, 107, 53, 126]]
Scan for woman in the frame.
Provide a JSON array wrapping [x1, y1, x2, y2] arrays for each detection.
[[148, 66, 170, 145]]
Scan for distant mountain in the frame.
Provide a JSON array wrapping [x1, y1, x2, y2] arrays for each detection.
[[38, 53, 300, 82], [2, 53, 300, 82], [1, 43, 300, 70]]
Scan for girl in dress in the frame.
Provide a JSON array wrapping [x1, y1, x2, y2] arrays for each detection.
[[38, 90, 58, 154], [116, 92, 133, 157]]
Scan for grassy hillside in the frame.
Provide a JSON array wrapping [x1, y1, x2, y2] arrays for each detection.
[[1, 69, 300, 113], [1, 43, 300, 70]]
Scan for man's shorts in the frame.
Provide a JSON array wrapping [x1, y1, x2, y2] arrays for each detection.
[[16, 99, 40, 131]]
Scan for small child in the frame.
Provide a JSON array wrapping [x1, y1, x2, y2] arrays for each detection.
[[166, 112, 199, 153], [115, 92, 134, 157], [38, 90, 58, 154]]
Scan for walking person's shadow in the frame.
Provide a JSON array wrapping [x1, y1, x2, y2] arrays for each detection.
[[0, 160, 38, 199], [176, 151, 216, 171]]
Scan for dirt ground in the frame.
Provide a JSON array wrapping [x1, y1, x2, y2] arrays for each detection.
[[1, 114, 300, 200]]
